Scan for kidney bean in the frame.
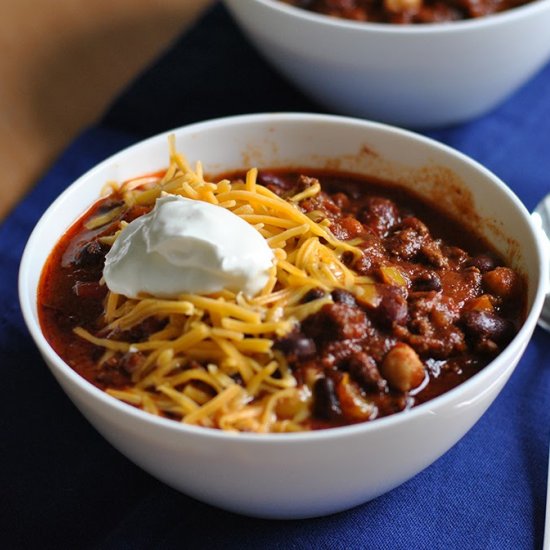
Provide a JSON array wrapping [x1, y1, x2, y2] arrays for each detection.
[[331, 192, 351, 210], [334, 216, 364, 239], [375, 286, 408, 327], [461, 310, 514, 344], [465, 253, 497, 273]]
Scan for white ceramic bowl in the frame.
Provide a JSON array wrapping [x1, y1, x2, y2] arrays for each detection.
[[224, 0, 550, 128], [19, 113, 547, 519]]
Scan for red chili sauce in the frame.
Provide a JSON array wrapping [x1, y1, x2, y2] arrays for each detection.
[[38, 170, 526, 429], [282, 0, 532, 23]]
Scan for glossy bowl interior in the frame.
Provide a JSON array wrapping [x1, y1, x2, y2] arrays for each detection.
[[19, 113, 547, 518], [224, 0, 550, 128]]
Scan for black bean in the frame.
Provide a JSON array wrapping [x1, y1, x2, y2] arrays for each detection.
[[74, 240, 106, 268], [256, 172, 293, 193], [413, 271, 442, 292], [461, 310, 514, 344], [312, 377, 341, 420], [331, 289, 357, 306], [340, 250, 355, 267]]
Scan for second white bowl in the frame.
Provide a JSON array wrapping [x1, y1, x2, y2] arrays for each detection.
[[225, 0, 550, 128]]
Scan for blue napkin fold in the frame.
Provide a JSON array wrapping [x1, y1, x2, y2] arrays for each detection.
[[2, 4, 549, 549]]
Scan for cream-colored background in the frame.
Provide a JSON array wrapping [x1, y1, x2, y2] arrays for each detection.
[[0, 0, 212, 220]]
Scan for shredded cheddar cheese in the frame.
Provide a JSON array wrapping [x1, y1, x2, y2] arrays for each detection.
[[76, 136, 378, 433]]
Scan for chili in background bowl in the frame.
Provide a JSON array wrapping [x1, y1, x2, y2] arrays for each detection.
[[224, 0, 550, 128], [19, 113, 547, 518]]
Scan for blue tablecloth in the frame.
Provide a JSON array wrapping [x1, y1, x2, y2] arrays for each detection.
[[2, 4, 549, 548]]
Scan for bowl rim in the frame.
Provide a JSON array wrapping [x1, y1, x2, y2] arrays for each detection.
[[243, 0, 550, 34], [18, 112, 549, 444]]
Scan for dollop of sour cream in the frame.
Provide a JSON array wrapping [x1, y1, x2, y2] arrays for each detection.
[[103, 194, 274, 299]]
